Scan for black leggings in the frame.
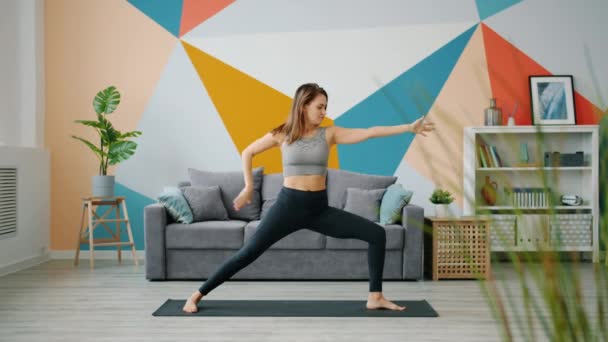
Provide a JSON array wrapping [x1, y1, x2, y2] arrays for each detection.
[[198, 186, 387, 295]]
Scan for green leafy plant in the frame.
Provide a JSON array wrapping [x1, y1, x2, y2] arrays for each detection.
[[429, 188, 454, 204], [71, 86, 142, 175], [384, 56, 607, 342]]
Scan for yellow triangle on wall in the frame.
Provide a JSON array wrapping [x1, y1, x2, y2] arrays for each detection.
[[181, 41, 338, 174]]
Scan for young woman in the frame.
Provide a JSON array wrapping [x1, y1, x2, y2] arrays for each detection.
[[183, 83, 435, 313]]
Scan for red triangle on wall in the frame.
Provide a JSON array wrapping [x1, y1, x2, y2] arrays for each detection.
[[481, 23, 603, 125]]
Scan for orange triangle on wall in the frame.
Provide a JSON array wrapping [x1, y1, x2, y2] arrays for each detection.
[[179, 0, 235, 37], [181, 41, 339, 174], [482, 23, 603, 125]]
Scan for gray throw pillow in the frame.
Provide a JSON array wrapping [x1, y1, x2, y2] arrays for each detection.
[[187, 167, 264, 221], [181, 186, 229, 222], [327, 169, 397, 209], [343, 188, 386, 222]]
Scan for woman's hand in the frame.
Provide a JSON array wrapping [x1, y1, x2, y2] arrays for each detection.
[[411, 116, 435, 136], [233, 187, 253, 211]]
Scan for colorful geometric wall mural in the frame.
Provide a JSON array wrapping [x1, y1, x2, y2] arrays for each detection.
[[45, 0, 608, 250]]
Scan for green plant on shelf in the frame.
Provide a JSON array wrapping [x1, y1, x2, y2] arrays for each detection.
[[429, 189, 454, 204]]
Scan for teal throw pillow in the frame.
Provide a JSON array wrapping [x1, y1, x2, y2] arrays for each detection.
[[379, 184, 413, 224], [157, 187, 193, 224]]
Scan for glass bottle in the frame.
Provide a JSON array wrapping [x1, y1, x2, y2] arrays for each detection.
[[484, 98, 503, 126]]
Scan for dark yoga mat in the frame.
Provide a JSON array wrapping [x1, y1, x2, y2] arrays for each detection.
[[153, 299, 439, 317]]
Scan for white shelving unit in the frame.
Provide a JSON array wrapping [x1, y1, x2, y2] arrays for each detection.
[[463, 125, 600, 262]]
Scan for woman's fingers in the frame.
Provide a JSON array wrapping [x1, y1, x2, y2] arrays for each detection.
[[233, 196, 252, 211]]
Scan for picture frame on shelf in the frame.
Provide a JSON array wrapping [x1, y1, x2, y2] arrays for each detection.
[[529, 75, 576, 125]]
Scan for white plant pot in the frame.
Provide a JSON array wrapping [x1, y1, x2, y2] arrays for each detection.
[[92, 175, 115, 197], [435, 204, 449, 218]]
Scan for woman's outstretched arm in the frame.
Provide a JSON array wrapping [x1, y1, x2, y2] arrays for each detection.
[[329, 116, 435, 145]]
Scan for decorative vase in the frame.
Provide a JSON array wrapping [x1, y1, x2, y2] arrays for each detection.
[[481, 175, 498, 205], [507, 114, 515, 126], [519, 143, 529, 164], [507, 101, 518, 126], [484, 98, 503, 126], [92, 175, 115, 197], [435, 204, 449, 218]]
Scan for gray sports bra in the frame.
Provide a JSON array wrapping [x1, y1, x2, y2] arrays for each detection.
[[281, 127, 329, 177]]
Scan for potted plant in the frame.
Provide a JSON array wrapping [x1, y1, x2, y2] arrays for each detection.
[[72, 86, 142, 197], [429, 188, 454, 218]]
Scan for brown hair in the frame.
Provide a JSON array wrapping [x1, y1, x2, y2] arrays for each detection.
[[271, 83, 328, 144]]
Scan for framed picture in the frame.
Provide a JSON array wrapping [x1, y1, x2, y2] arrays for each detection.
[[529, 75, 576, 125]]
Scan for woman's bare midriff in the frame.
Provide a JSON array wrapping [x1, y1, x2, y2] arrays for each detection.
[[283, 175, 326, 191]]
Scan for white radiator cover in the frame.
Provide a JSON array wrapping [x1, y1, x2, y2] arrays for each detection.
[[0, 147, 49, 274], [0, 167, 17, 239]]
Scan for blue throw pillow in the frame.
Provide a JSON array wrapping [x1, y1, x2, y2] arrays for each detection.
[[157, 187, 193, 224], [379, 184, 413, 225]]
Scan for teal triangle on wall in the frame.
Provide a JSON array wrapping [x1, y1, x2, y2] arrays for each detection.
[[335, 24, 477, 176], [81, 182, 155, 251], [128, 0, 184, 37], [475, 0, 522, 21]]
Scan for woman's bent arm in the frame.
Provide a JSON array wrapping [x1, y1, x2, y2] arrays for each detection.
[[241, 133, 281, 189]]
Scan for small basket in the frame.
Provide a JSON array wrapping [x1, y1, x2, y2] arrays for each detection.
[[489, 215, 517, 249], [549, 214, 593, 247], [431, 218, 490, 280]]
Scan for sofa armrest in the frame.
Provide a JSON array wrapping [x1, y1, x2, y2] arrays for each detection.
[[144, 203, 169, 280], [401, 203, 424, 280]]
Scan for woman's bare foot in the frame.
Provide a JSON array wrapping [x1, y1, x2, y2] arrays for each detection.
[[366, 292, 406, 311], [183, 290, 204, 313]]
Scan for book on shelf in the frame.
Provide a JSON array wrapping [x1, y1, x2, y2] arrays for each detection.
[[490, 145, 503, 167], [510, 187, 553, 208], [478, 145, 487, 167], [477, 143, 504, 168]]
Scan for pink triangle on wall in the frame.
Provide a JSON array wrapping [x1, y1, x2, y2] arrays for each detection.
[[179, 0, 235, 37]]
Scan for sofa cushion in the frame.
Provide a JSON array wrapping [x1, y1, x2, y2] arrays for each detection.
[[165, 220, 247, 249], [379, 183, 413, 224], [327, 169, 397, 209], [244, 220, 326, 249], [188, 167, 264, 221], [260, 173, 284, 219], [181, 185, 230, 222], [343, 188, 386, 222], [157, 187, 193, 224], [177, 180, 191, 188], [325, 224, 404, 250]]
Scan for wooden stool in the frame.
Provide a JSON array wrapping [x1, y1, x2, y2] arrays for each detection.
[[74, 196, 138, 269]]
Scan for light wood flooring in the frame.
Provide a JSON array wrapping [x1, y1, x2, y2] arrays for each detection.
[[0, 260, 606, 342]]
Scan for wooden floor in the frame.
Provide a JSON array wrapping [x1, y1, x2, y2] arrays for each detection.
[[0, 259, 605, 342]]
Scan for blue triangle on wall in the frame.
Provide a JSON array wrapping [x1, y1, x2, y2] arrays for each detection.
[[475, 0, 522, 21], [335, 24, 477, 176], [128, 0, 184, 37]]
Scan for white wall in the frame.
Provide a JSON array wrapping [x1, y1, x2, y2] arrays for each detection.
[[0, 0, 45, 148], [0, 0, 19, 146], [0, 0, 48, 275]]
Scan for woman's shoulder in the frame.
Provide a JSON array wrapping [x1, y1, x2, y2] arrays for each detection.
[[322, 125, 338, 137], [320, 125, 337, 145]]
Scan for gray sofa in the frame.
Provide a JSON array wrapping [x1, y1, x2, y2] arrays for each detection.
[[144, 168, 424, 281]]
